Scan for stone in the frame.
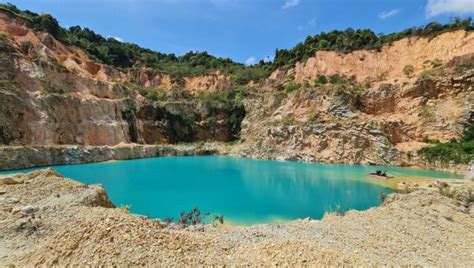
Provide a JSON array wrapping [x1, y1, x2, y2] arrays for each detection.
[[0, 176, 24, 185], [20, 205, 39, 214], [465, 161, 474, 180]]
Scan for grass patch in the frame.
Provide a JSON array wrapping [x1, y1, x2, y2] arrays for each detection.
[[0, 80, 20, 92], [284, 82, 302, 93], [420, 124, 474, 164]]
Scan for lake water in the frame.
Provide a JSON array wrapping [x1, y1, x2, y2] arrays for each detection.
[[1, 156, 461, 225]]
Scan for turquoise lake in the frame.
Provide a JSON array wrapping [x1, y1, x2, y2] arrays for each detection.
[[1, 156, 461, 225]]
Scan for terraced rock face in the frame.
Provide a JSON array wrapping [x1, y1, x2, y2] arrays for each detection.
[[0, 8, 472, 170], [233, 59, 473, 168]]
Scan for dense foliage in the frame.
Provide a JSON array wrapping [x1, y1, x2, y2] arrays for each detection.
[[0, 3, 272, 84], [274, 18, 474, 67], [1, 3, 473, 83], [420, 124, 474, 164]]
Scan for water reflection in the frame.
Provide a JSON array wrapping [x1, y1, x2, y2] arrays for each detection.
[[1, 156, 460, 225]]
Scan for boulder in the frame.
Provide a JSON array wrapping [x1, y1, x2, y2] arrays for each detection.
[[20, 205, 38, 214], [0, 175, 24, 185]]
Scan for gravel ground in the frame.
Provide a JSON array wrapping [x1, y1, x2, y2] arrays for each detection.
[[1, 169, 473, 266]]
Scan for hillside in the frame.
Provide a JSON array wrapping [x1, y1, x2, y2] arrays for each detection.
[[0, 5, 473, 172]]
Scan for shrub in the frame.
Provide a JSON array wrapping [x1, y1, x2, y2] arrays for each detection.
[[119, 204, 132, 213], [284, 82, 302, 93], [329, 74, 347, 84], [315, 75, 328, 85], [273, 17, 474, 68], [145, 90, 158, 101], [174, 207, 224, 227], [403, 64, 415, 77], [327, 202, 345, 216], [420, 124, 474, 164], [307, 113, 320, 123], [431, 58, 443, 68], [420, 69, 434, 79], [377, 72, 388, 81], [0, 80, 19, 92]]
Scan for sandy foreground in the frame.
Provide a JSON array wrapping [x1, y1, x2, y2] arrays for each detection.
[[0, 169, 473, 266]]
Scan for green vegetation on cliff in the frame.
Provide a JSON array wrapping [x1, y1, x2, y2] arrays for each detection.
[[420, 124, 474, 164], [273, 18, 474, 67], [1, 3, 473, 84], [0, 3, 272, 85]]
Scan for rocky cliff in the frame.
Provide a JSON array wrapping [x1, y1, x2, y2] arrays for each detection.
[[0, 9, 472, 171], [0, 10, 244, 147], [235, 54, 473, 169]]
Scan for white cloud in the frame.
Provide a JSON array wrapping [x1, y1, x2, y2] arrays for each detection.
[[378, 9, 400, 19], [282, 0, 300, 9], [245, 56, 257, 66], [426, 0, 474, 17], [308, 17, 316, 27], [297, 25, 304, 31]]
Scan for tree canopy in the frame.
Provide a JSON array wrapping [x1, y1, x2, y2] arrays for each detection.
[[273, 18, 473, 67], [1, 3, 472, 82]]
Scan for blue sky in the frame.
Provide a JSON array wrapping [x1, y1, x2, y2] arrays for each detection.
[[3, 0, 474, 64]]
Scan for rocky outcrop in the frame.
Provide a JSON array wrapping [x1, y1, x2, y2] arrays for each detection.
[[233, 55, 474, 167], [0, 143, 229, 171], [0, 90, 245, 146], [0, 12, 245, 148]]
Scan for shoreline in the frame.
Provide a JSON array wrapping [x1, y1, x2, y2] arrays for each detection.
[[1, 143, 469, 177], [1, 169, 473, 266]]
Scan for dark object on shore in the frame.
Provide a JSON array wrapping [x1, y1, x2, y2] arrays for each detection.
[[368, 170, 393, 179]]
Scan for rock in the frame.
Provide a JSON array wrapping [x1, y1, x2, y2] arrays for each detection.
[[465, 161, 474, 180], [0, 187, 6, 195], [20, 205, 39, 214], [0, 176, 24, 185], [0, 197, 19, 204]]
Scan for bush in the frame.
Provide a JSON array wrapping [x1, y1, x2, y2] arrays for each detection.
[[307, 113, 320, 123], [284, 82, 302, 93], [273, 17, 473, 68], [431, 58, 443, 68], [145, 90, 158, 101], [420, 124, 474, 164], [2, 3, 472, 80], [403, 64, 414, 77], [329, 74, 347, 84], [174, 207, 224, 227], [315, 75, 328, 85], [0, 80, 19, 92]]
